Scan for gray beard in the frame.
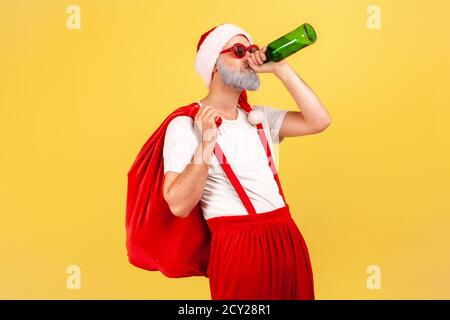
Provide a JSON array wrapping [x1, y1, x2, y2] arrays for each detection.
[[217, 58, 260, 91]]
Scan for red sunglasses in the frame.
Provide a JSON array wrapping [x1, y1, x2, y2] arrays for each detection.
[[219, 43, 259, 58]]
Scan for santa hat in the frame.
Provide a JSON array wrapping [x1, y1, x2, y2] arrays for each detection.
[[194, 23, 264, 126]]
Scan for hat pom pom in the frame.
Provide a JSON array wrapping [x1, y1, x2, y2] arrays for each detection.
[[247, 110, 265, 125]]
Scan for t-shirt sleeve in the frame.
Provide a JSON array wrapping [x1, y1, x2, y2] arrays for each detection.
[[163, 116, 198, 174], [253, 105, 288, 144]]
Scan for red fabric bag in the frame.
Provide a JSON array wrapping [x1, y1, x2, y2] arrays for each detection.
[[125, 102, 210, 278], [126, 92, 252, 278]]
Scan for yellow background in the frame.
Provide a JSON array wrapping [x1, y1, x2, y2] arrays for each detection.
[[1, 0, 449, 299]]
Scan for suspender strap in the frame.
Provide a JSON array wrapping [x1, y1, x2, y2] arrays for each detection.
[[256, 123, 287, 204], [212, 122, 287, 215], [213, 143, 257, 215]]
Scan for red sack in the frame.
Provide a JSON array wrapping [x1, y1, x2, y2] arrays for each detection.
[[126, 91, 252, 278], [125, 102, 211, 278]]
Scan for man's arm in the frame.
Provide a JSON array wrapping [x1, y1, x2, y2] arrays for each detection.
[[163, 141, 212, 218], [247, 48, 331, 138], [274, 65, 332, 138], [163, 104, 220, 218]]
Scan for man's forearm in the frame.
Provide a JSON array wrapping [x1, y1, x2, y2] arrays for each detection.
[[275, 65, 331, 125], [166, 142, 213, 218]]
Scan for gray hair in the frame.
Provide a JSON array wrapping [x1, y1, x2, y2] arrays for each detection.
[[216, 57, 260, 91]]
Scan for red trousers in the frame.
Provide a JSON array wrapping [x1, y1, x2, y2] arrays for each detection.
[[206, 204, 315, 300]]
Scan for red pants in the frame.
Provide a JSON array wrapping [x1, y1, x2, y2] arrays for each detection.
[[206, 205, 315, 300]]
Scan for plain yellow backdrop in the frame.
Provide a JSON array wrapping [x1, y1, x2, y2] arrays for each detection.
[[1, 0, 449, 299]]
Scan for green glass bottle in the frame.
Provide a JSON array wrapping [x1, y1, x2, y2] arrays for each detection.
[[263, 23, 317, 64]]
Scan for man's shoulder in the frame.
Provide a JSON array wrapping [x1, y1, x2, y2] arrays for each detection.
[[252, 105, 276, 114], [251, 104, 287, 122], [167, 115, 193, 130], [251, 105, 273, 118], [165, 115, 196, 140], [251, 105, 267, 110]]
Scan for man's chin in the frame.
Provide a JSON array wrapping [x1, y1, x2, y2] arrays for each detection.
[[243, 85, 259, 91], [224, 81, 260, 91]]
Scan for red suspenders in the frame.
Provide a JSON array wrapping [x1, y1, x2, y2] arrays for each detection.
[[212, 122, 287, 215]]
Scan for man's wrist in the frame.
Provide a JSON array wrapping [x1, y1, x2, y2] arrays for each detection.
[[192, 141, 215, 166], [274, 63, 295, 80]]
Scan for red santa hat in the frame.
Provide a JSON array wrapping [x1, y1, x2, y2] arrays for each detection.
[[194, 23, 265, 125]]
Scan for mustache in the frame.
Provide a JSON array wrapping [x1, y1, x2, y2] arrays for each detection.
[[229, 71, 259, 90], [217, 58, 260, 91]]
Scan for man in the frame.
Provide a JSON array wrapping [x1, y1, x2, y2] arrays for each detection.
[[162, 23, 331, 300]]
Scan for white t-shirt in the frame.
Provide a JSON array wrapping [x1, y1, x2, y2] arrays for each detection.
[[163, 103, 288, 220]]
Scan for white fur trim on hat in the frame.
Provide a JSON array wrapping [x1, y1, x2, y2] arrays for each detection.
[[195, 23, 253, 88], [247, 109, 265, 125]]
